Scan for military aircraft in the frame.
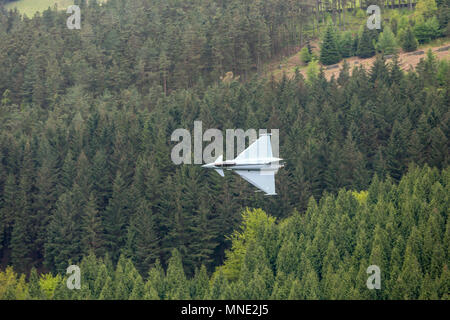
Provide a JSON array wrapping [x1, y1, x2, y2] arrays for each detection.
[[202, 134, 284, 195]]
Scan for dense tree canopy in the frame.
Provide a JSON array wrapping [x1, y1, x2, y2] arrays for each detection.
[[0, 0, 448, 300], [1, 166, 448, 300]]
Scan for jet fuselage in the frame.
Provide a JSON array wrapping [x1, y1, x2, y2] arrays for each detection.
[[202, 158, 283, 171]]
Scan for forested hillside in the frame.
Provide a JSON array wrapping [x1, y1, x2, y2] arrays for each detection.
[[0, 0, 449, 300], [0, 0, 323, 95], [1, 166, 448, 299]]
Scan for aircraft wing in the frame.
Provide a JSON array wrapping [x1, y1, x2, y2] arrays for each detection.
[[235, 170, 276, 195], [235, 134, 272, 161]]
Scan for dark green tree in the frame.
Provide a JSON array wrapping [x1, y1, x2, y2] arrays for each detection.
[[320, 24, 341, 65], [357, 27, 377, 58]]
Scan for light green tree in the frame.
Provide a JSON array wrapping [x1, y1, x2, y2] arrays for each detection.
[[376, 27, 399, 55], [415, 0, 438, 20], [306, 59, 320, 83]]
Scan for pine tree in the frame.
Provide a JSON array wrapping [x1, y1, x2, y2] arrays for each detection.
[[61, 151, 77, 192], [245, 263, 274, 300], [11, 142, 35, 273], [370, 55, 390, 84], [99, 276, 115, 300], [145, 259, 166, 300], [190, 265, 209, 299], [399, 26, 419, 52], [126, 199, 159, 276], [91, 149, 112, 212], [206, 270, 228, 300], [165, 249, 190, 299], [300, 46, 312, 64], [338, 60, 350, 86], [276, 235, 301, 276], [320, 24, 341, 65], [103, 171, 131, 263], [385, 121, 407, 182], [28, 268, 44, 300], [357, 27, 377, 58], [419, 273, 439, 299], [129, 274, 145, 300], [376, 26, 398, 55], [0, 174, 16, 254], [438, 264, 449, 299], [113, 255, 141, 300], [396, 245, 423, 299], [287, 279, 302, 299], [81, 193, 104, 257], [339, 31, 355, 58], [414, 17, 441, 43], [33, 140, 59, 267], [301, 270, 320, 299], [389, 54, 403, 85], [339, 132, 368, 190], [45, 191, 82, 273]]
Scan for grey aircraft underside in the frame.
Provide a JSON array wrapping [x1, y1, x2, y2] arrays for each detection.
[[202, 134, 284, 195]]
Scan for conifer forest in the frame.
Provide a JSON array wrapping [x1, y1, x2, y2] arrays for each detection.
[[0, 0, 449, 300]]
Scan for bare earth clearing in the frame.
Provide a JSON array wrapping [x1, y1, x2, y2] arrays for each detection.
[[268, 41, 450, 81]]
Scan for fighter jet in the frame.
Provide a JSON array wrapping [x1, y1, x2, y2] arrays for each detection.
[[202, 134, 284, 195]]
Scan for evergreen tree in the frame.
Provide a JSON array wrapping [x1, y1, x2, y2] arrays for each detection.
[[357, 27, 377, 58], [103, 171, 131, 263], [414, 17, 441, 43], [376, 26, 398, 55], [320, 24, 341, 65], [165, 249, 190, 299], [399, 26, 419, 52], [301, 270, 320, 299], [206, 270, 228, 300], [11, 143, 35, 273], [145, 259, 166, 300], [126, 199, 159, 276], [81, 194, 104, 257], [0, 174, 16, 257], [300, 46, 312, 64], [45, 192, 82, 273], [339, 31, 355, 58], [190, 265, 209, 299], [28, 268, 44, 300], [396, 245, 423, 299], [99, 276, 115, 300]]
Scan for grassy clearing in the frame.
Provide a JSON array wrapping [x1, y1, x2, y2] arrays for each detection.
[[5, 0, 75, 16], [4, 0, 106, 17]]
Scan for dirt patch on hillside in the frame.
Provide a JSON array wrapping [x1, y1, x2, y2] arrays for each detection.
[[268, 42, 450, 81]]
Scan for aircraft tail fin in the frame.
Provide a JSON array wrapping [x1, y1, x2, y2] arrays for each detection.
[[215, 155, 223, 163], [235, 134, 273, 161], [215, 169, 224, 177]]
